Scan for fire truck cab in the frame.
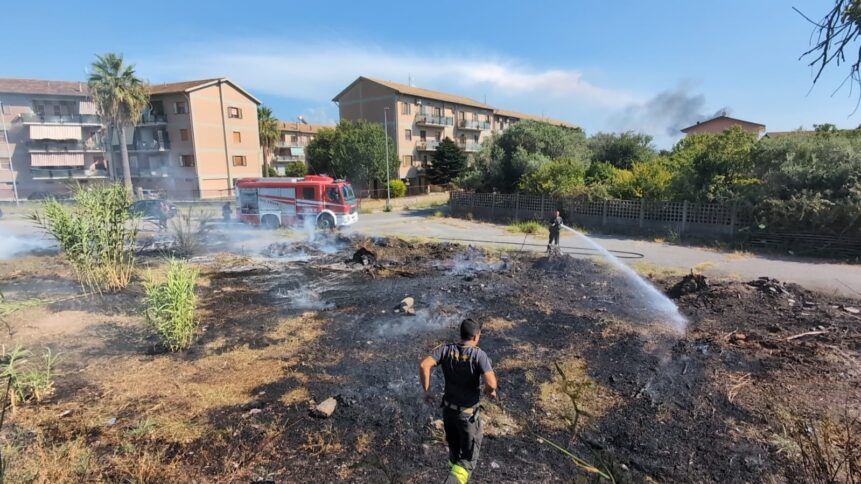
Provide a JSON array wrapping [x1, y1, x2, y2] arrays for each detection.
[[235, 175, 358, 229]]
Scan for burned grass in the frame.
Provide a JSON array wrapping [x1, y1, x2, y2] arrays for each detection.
[[0, 237, 859, 482]]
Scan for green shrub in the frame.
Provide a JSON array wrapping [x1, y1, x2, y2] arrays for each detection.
[[284, 161, 307, 177], [508, 220, 548, 235], [1, 345, 59, 405], [388, 179, 407, 198], [144, 260, 199, 352], [32, 183, 138, 293]]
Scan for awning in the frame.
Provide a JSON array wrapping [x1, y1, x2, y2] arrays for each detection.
[[30, 125, 82, 140], [290, 147, 304, 156], [79, 101, 96, 115], [31, 153, 85, 167]]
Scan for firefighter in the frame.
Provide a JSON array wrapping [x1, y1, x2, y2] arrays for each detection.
[[222, 202, 232, 223], [548, 209, 562, 253], [420, 318, 497, 484]]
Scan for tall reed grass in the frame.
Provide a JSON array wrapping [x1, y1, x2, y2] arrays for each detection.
[[144, 260, 199, 352]]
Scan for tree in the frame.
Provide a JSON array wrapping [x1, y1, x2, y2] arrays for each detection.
[[284, 161, 307, 177], [518, 157, 589, 195], [304, 120, 396, 187], [88, 53, 149, 190], [670, 126, 759, 201], [797, 1, 861, 107], [588, 131, 656, 170], [257, 106, 280, 177], [427, 138, 467, 184]]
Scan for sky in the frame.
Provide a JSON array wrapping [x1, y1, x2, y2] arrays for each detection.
[[0, 0, 856, 147]]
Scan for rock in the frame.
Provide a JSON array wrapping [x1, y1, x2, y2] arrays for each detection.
[[432, 419, 444, 431], [313, 397, 337, 418], [106, 417, 117, 426], [58, 409, 72, 418], [245, 408, 263, 417], [398, 297, 416, 315], [490, 461, 500, 470], [843, 306, 860, 315]]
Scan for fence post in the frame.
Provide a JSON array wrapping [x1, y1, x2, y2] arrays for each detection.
[[602, 200, 608, 227], [681, 201, 689, 237], [541, 194, 546, 214], [730, 201, 737, 238], [491, 192, 496, 220], [639, 199, 645, 228], [514, 192, 520, 222]]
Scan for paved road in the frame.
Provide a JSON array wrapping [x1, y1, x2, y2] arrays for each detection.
[[344, 209, 861, 297]]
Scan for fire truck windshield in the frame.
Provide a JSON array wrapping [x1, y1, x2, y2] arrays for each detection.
[[342, 185, 356, 201]]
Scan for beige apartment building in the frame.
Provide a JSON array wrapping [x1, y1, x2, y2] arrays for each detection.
[[271, 121, 332, 175], [332, 76, 577, 188], [0, 77, 262, 200]]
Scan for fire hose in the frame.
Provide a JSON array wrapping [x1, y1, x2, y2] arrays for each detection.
[[433, 237, 645, 260]]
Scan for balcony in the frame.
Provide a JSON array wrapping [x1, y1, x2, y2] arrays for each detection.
[[416, 140, 440, 151], [275, 155, 304, 163], [138, 114, 168, 125], [276, 141, 308, 148], [20, 113, 101, 126], [458, 142, 481, 152], [414, 114, 453, 127], [458, 119, 491, 131], [30, 168, 108, 180], [28, 140, 105, 152], [114, 139, 171, 152]]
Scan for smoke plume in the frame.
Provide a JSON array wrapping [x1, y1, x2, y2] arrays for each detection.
[[611, 83, 729, 140]]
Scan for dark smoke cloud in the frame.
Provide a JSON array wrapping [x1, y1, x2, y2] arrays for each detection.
[[610, 84, 728, 138]]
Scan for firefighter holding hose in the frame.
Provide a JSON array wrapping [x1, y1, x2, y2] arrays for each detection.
[[420, 318, 497, 484], [548, 209, 563, 253]]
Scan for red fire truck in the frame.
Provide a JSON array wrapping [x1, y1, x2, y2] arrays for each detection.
[[235, 175, 359, 229]]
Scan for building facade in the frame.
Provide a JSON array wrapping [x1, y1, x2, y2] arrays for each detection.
[[332, 77, 576, 188], [0, 77, 262, 200], [680, 115, 766, 137], [271, 121, 332, 175]]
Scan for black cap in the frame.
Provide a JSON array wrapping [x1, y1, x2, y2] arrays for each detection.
[[460, 318, 482, 339]]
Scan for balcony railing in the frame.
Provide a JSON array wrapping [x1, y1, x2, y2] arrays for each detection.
[[276, 141, 308, 148], [114, 140, 171, 152], [458, 119, 491, 131], [116, 166, 173, 178], [415, 114, 454, 126], [30, 168, 108, 179], [416, 140, 441, 151], [138, 114, 168, 125], [28, 140, 105, 152], [458, 142, 481, 152], [20, 113, 101, 125], [275, 155, 304, 162]]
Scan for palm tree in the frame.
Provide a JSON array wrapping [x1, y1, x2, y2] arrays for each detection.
[[88, 53, 149, 190], [258, 106, 280, 177]]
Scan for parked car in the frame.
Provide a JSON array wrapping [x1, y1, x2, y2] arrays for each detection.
[[129, 199, 177, 219], [27, 191, 71, 201]]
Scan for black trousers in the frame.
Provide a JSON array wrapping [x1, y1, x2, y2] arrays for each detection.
[[548, 230, 560, 246], [442, 407, 483, 482]]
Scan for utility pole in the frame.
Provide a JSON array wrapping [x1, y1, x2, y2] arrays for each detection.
[[383, 107, 391, 211], [0, 101, 20, 205]]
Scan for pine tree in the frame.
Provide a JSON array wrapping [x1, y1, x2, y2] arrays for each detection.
[[427, 137, 467, 185]]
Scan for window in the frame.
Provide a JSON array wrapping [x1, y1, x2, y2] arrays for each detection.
[[33, 104, 45, 116], [232, 131, 242, 143], [232, 155, 247, 166], [402, 155, 412, 167], [180, 129, 189, 141], [0, 158, 10, 170], [472, 112, 478, 121], [151, 100, 165, 116], [459, 111, 466, 121], [434, 106, 442, 117], [228, 106, 242, 119], [301, 186, 315, 200], [291, 135, 298, 143], [473, 134, 479, 143], [53, 105, 62, 116], [404, 129, 412, 141], [436, 132, 442, 141], [180, 155, 195, 167], [174, 101, 188, 114], [419, 130, 426, 141], [401, 102, 411, 115], [325, 186, 341, 203]]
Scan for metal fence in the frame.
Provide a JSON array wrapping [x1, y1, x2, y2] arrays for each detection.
[[357, 184, 451, 199]]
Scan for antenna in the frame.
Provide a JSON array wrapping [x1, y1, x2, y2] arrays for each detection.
[[408, 73, 412, 86]]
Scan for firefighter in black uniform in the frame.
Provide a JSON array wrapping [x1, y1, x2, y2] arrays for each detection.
[[420, 319, 497, 484], [548, 209, 563, 253]]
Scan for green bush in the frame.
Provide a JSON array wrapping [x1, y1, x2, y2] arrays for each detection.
[[32, 183, 138, 293], [1, 345, 59, 405], [388, 179, 407, 198], [284, 161, 307, 177], [508, 220, 548, 235], [144, 260, 199, 352]]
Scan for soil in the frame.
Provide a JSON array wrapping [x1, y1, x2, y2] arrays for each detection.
[[1, 236, 860, 483]]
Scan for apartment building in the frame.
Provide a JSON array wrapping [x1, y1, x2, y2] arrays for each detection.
[[332, 76, 577, 188], [271, 121, 332, 175], [0, 77, 262, 200]]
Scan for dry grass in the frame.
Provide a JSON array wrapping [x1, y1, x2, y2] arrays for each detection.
[[726, 372, 753, 403], [536, 357, 620, 432], [630, 261, 688, 278]]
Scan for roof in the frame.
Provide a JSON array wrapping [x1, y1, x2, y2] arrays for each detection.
[[493, 108, 577, 129], [148, 78, 261, 104], [278, 121, 333, 134], [680, 115, 766, 133], [0, 78, 90, 96], [333, 76, 493, 110]]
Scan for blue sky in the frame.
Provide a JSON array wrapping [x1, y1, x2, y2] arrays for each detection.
[[1, 0, 855, 147]]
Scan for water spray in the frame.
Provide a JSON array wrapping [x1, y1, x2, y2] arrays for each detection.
[[561, 224, 687, 333]]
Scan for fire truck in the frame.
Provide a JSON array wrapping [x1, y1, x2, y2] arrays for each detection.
[[235, 175, 359, 229]]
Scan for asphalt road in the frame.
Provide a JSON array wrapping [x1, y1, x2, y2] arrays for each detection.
[[344, 209, 861, 297]]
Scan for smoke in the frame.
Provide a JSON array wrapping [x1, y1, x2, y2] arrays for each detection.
[[0, 234, 55, 259], [611, 83, 729, 140], [374, 302, 465, 337]]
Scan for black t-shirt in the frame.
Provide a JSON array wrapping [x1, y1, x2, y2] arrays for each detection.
[[431, 343, 493, 407], [550, 215, 562, 233]]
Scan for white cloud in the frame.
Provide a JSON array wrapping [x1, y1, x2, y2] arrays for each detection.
[[137, 40, 636, 117]]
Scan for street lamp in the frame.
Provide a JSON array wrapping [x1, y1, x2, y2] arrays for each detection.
[[383, 106, 391, 211]]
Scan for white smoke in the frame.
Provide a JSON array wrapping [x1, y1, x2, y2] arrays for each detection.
[[0, 234, 55, 259]]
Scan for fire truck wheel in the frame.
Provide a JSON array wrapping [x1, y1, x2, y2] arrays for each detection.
[[261, 214, 281, 229], [317, 213, 335, 230]]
